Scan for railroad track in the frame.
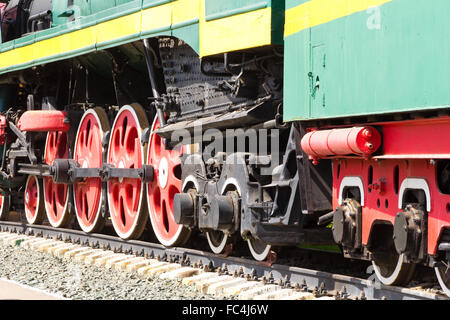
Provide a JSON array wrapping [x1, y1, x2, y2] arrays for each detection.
[[0, 221, 447, 300]]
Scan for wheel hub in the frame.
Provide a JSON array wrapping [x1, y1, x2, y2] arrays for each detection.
[[159, 157, 169, 189]]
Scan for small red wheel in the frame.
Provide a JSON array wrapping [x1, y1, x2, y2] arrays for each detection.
[[73, 108, 109, 233], [147, 116, 190, 247], [43, 131, 72, 228], [107, 104, 149, 240], [24, 175, 45, 225]]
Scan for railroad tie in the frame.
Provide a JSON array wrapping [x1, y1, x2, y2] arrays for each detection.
[[36, 240, 63, 252], [196, 275, 234, 294], [84, 251, 117, 265], [93, 253, 128, 267], [6, 235, 31, 246], [49, 244, 79, 256], [222, 281, 264, 296], [19, 238, 48, 249], [104, 255, 133, 269], [74, 249, 105, 263], [125, 259, 157, 273], [276, 291, 315, 300], [63, 247, 93, 259]]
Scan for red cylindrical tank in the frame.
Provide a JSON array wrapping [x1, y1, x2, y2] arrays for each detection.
[[17, 110, 70, 132], [301, 127, 381, 162]]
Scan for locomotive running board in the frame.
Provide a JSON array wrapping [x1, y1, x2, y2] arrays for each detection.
[[17, 162, 155, 183]]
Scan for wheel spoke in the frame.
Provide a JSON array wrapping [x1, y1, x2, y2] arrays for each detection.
[[73, 109, 109, 233], [147, 116, 189, 247], [107, 105, 148, 240]]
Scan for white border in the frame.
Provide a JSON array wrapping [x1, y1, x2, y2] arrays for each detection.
[[147, 115, 186, 247], [73, 109, 106, 233], [24, 175, 41, 224], [106, 105, 145, 240], [0, 278, 68, 300], [43, 132, 70, 228]]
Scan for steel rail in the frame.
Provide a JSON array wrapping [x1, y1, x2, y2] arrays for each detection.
[[0, 221, 447, 301]]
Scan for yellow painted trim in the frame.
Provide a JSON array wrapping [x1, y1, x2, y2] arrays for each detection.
[[172, 0, 200, 26], [97, 12, 142, 44], [200, 7, 272, 57], [285, 0, 393, 37]]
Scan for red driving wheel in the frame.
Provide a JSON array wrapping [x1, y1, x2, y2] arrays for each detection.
[[43, 131, 71, 228], [107, 104, 149, 240], [147, 116, 190, 246], [24, 175, 45, 225], [73, 108, 109, 233]]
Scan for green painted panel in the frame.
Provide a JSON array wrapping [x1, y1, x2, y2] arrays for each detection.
[[52, 0, 91, 26], [0, 85, 14, 112], [0, 0, 202, 75], [284, 0, 450, 122], [285, 0, 308, 10], [205, 0, 270, 21]]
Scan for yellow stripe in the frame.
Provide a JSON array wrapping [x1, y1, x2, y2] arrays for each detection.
[[199, 7, 272, 57], [0, 0, 200, 73], [141, 3, 172, 33], [285, 0, 392, 37]]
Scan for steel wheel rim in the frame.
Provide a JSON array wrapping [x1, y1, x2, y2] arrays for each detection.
[[435, 264, 450, 297], [107, 104, 148, 240], [43, 131, 70, 227], [0, 191, 6, 220], [73, 108, 109, 233], [25, 175, 43, 224], [147, 116, 189, 247], [372, 252, 415, 286], [205, 181, 241, 254], [248, 237, 272, 261], [206, 231, 229, 254]]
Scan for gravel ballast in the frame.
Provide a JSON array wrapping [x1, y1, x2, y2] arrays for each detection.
[[0, 242, 231, 300]]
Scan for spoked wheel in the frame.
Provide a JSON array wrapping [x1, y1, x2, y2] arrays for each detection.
[[24, 175, 45, 225], [206, 231, 231, 254], [73, 108, 110, 233], [0, 190, 10, 221], [147, 116, 191, 247], [107, 104, 149, 240], [248, 237, 272, 262], [435, 263, 450, 297], [43, 131, 72, 228], [371, 250, 416, 286]]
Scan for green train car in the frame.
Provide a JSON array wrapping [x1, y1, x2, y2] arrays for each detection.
[[1, 0, 450, 296]]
